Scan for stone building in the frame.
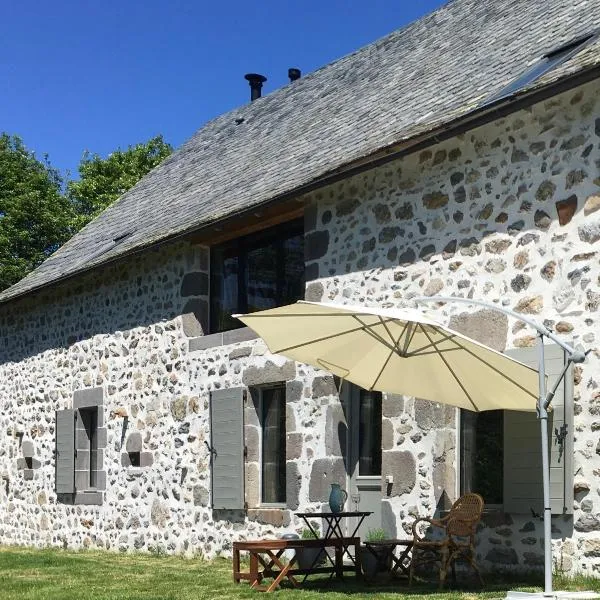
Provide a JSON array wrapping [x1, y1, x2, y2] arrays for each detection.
[[2, 0, 600, 575]]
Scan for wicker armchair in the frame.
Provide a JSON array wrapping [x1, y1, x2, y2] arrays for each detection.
[[409, 492, 484, 588]]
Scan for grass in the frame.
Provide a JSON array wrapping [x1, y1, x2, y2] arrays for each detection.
[[0, 546, 598, 600]]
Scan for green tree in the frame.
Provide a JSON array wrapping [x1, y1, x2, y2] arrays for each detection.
[[0, 134, 75, 291], [68, 135, 172, 227]]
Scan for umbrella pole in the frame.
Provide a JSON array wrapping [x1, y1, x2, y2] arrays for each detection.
[[537, 335, 552, 596], [415, 295, 593, 598]]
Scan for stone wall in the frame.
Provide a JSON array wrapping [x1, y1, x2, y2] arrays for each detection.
[[0, 241, 209, 553], [0, 76, 599, 575], [302, 78, 600, 574]]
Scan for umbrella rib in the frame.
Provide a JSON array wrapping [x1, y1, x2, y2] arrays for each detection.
[[351, 315, 405, 354], [419, 324, 479, 412], [369, 317, 409, 391], [430, 332, 538, 400], [406, 329, 466, 357], [404, 322, 420, 354], [359, 314, 410, 354], [273, 317, 397, 355], [410, 347, 463, 357], [379, 315, 409, 349]]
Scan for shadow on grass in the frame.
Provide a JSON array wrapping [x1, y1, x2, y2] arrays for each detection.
[[270, 572, 546, 597]]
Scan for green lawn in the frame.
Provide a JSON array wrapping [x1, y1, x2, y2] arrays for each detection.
[[0, 546, 597, 600]]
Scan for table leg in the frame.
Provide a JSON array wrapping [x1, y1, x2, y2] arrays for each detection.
[[265, 550, 299, 592], [348, 514, 368, 538], [249, 551, 261, 588], [329, 516, 345, 539], [391, 543, 413, 577], [354, 539, 362, 579], [257, 548, 286, 575], [334, 544, 343, 579], [233, 546, 240, 583]]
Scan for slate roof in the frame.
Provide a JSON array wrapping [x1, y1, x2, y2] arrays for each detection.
[[3, 0, 600, 303]]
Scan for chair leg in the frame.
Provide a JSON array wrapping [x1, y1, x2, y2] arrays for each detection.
[[409, 547, 417, 586], [439, 547, 449, 589], [469, 554, 484, 586]]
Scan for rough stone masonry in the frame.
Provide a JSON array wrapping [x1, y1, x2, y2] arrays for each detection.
[[0, 78, 599, 575]]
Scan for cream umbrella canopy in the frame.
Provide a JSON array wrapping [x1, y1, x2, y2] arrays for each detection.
[[236, 300, 539, 412]]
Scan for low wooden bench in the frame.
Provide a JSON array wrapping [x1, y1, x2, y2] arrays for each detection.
[[233, 537, 361, 592]]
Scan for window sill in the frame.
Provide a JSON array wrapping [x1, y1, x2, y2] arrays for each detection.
[[189, 327, 259, 352], [57, 491, 103, 506]]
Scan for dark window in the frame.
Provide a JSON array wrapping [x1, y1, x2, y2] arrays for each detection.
[[358, 390, 382, 476], [128, 452, 141, 467], [210, 219, 304, 333], [79, 407, 98, 489], [460, 409, 503, 505], [483, 33, 595, 106], [261, 386, 286, 504]]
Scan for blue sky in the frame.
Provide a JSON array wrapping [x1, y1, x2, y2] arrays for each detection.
[[3, 0, 445, 178]]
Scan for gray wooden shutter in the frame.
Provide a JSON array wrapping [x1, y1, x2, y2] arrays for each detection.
[[55, 409, 75, 494], [209, 387, 245, 510], [503, 344, 573, 515]]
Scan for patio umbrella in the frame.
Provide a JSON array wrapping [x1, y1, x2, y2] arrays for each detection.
[[237, 299, 592, 599], [235, 300, 539, 412]]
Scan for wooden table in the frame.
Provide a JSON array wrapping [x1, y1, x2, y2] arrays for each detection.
[[295, 511, 371, 566], [233, 537, 361, 592], [364, 539, 413, 579], [295, 511, 372, 540]]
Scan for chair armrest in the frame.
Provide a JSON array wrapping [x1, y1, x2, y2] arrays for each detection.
[[411, 517, 448, 541]]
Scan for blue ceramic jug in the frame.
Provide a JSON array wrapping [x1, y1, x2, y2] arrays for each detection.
[[328, 483, 348, 514]]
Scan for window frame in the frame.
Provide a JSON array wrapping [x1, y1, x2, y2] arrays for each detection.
[[56, 387, 106, 506], [258, 384, 287, 508], [78, 407, 99, 490], [482, 32, 597, 107], [209, 218, 304, 334], [357, 388, 382, 478], [459, 408, 504, 510]]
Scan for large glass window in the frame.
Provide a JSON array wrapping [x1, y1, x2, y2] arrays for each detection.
[[261, 386, 286, 504], [210, 219, 304, 333], [460, 409, 503, 505], [358, 390, 382, 476]]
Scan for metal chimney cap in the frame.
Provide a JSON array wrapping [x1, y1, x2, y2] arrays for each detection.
[[244, 73, 267, 84], [288, 68, 301, 82]]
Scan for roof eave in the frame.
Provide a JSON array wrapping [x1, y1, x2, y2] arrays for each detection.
[[2, 63, 600, 307]]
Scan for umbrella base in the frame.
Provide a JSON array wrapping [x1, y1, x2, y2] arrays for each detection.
[[506, 592, 600, 600]]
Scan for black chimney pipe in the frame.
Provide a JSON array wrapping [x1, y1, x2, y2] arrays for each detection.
[[244, 73, 267, 101], [288, 68, 301, 82]]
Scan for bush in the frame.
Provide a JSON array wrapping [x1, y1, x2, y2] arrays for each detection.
[[300, 526, 320, 540], [366, 528, 387, 542]]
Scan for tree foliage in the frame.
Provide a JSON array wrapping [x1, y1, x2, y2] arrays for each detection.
[[0, 133, 173, 292], [0, 134, 75, 291], [68, 135, 172, 227]]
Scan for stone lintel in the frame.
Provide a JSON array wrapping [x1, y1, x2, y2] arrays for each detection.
[[21, 440, 34, 458], [242, 360, 296, 386], [73, 387, 103, 409], [189, 327, 258, 352]]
